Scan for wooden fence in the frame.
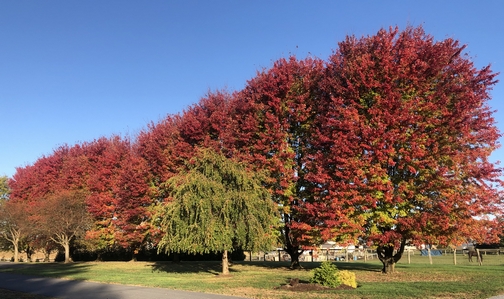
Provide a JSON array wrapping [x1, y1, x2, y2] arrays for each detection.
[[245, 248, 378, 263], [244, 247, 503, 263]]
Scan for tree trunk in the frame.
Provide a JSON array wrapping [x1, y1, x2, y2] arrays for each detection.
[[172, 252, 180, 263], [377, 240, 406, 274], [428, 247, 433, 265], [130, 249, 139, 262], [222, 250, 229, 275], [282, 220, 303, 269], [13, 242, 19, 263], [8, 229, 21, 263], [26, 245, 33, 262], [284, 245, 303, 269], [44, 250, 51, 262], [63, 242, 71, 263], [95, 251, 103, 262], [453, 248, 457, 265]]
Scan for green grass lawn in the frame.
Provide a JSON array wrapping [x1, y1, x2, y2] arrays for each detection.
[[0, 253, 503, 299]]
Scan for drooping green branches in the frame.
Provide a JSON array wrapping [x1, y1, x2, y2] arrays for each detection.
[[156, 148, 278, 274]]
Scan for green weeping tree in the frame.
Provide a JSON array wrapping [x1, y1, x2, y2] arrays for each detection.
[[156, 148, 278, 275]]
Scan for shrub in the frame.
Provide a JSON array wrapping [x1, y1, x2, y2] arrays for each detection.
[[338, 270, 357, 288], [310, 261, 341, 288]]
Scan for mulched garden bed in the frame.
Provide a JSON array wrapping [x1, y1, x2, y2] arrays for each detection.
[[275, 278, 355, 292]]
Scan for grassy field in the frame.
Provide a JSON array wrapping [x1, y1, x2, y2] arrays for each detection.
[[0, 253, 503, 299]]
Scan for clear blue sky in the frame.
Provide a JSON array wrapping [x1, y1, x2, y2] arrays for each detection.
[[1, 1, 504, 178]]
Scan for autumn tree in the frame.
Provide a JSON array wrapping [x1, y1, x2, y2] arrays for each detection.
[[317, 26, 503, 273], [137, 91, 235, 199], [8, 147, 71, 204], [0, 199, 30, 262], [7, 152, 78, 262], [36, 190, 91, 263], [0, 176, 10, 252], [228, 57, 329, 268], [499, 217, 504, 247], [157, 148, 278, 275], [137, 92, 237, 252], [83, 137, 128, 253], [111, 150, 153, 260], [8, 137, 154, 261]]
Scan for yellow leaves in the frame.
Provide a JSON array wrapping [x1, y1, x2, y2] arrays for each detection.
[[375, 210, 396, 226], [280, 204, 291, 214]]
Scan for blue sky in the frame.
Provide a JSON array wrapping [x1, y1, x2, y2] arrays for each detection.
[[1, 1, 504, 178]]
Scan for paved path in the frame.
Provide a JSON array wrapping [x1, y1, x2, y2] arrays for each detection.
[[0, 272, 248, 299]]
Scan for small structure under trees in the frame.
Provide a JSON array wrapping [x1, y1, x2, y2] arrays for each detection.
[[156, 148, 278, 275]]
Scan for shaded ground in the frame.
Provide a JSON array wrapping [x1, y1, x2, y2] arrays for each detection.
[[1, 288, 54, 299]]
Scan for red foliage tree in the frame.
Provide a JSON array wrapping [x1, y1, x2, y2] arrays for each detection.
[[317, 26, 503, 272], [84, 136, 130, 253], [111, 149, 153, 260], [83, 136, 152, 259], [228, 57, 330, 268], [9, 146, 71, 203], [9, 136, 154, 260], [137, 91, 235, 199]]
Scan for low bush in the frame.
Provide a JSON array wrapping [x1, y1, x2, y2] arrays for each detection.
[[338, 270, 357, 288], [310, 261, 341, 288]]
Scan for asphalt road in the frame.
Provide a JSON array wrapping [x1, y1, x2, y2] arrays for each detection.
[[0, 272, 249, 299]]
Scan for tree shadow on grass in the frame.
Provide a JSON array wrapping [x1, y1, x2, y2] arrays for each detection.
[[333, 261, 383, 272], [0, 261, 92, 278], [149, 260, 240, 275]]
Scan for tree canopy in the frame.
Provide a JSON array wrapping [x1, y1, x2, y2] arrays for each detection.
[[0, 198, 29, 262], [317, 26, 502, 272], [156, 148, 278, 274], [36, 190, 92, 263]]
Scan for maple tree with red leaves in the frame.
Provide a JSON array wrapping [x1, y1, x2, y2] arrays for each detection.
[[8, 136, 154, 261], [136, 92, 235, 206], [228, 57, 330, 268], [111, 150, 153, 260], [315, 26, 503, 273], [82, 136, 153, 260], [9, 146, 69, 203]]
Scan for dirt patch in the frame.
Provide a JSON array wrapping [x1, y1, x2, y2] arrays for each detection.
[[275, 278, 355, 292]]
